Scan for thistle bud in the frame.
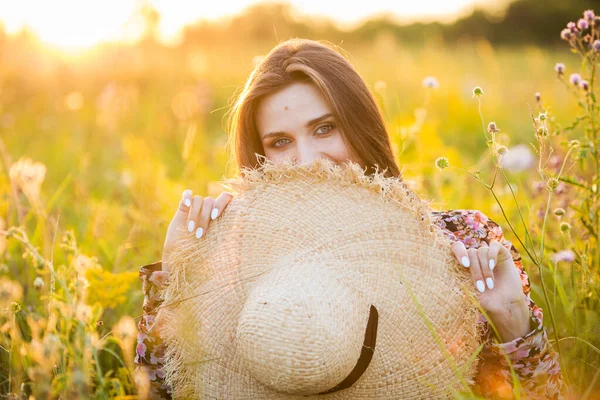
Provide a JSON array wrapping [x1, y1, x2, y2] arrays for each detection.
[[535, 92, 541, 102], [553, 207, 566, 217], [435, 157, 450, 171], [580, 80, 590, 91], [560, 29, 573, 41], [569, 73, 581, 85], [487, 121, 500, 134], [547, 178, 559, 191], [554, 63, 565, 75], [578, 18, 590, 31], [560, 222, 571, 232], [593, 40, 600, 51]]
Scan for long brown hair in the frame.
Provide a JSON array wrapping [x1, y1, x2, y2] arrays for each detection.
[[225, 38, 401, 178]]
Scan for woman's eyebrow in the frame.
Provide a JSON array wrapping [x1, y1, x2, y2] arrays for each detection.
[[261, 113, 334, 140]]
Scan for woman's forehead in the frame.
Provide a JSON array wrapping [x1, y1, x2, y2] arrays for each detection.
[[256, 82, 332, 136]]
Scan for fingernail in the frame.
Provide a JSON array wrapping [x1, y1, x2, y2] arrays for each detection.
[[489, 259, 495, 270], [188, 220, 195, 232], [195, 227, 204, 239], [184, 198, 191, 207], [486, 277, 494, 289], [476, 280, 485, 293], [461, 256, 470, 268], [182, 189, 192, 199], [211, 208, 219, 220]]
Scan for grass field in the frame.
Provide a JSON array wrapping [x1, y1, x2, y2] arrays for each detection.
[[0, 21, 598, 398]]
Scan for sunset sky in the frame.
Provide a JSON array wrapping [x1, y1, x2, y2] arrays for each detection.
[[0, 0, 507, 49]]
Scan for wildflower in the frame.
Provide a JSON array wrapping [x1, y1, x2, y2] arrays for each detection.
[[584, 10, 595, 21], [435, 157, 450, 171], [496, 145, 508, 155], [578, 18, 590, 31], [538, 112, 547, 121], [422, 76, 439, 89], [472, 86, 484, 98], [580, 80, 590, 91], [569, 73, 581, 85], [499, 144, 535, 172], [553, 207, 566, 216], [487, 121, 500, 134], [547, 177, 559, 191], [33, 277, 44, 290], [566, 21, 577, 32], [554, 63, 565, 75], [560, 222, 572, 232], [8, 157, 47, 201], [560, 29, 573, 41], [552, 249, 575, 263], [535, 92, 541, 102], [569, 139, 580, 148], [593, 40, 600, 51]]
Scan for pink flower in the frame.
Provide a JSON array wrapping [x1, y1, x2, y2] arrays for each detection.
[[136, 342, 148, 358], [569, 73, 581, 85], [578, 18, 590, 31], [552, 250, 576, 263], [584, 10, 595, 21], [554, 63, 565, 75]]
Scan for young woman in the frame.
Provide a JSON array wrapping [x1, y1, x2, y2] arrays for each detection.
[[134, 38, 565, 399]]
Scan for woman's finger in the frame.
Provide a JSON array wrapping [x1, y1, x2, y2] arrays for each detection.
[[467, 248, 486, 293], [196, 196, 215, 239], [451, 240, 471, 268], [188, 195, 204, 234], [487, 241, 502, 271], [210, 192, 234, 220], [477, 245, 495, 290]]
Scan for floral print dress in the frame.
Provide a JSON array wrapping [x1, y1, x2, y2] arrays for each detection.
[[134, 209, 566, 399]]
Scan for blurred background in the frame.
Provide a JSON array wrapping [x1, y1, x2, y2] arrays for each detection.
[[1, 0, 599, 398]]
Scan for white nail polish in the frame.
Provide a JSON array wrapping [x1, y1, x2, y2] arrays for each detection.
[[188, 220, 195, 232], [211, 208, 219, 220], [461, 256, 470, 268], [184, 198, 191, 207], [486, 277, 494, 289], [489, 259, 495, 270], [476, 280, 485, 293], [196, 227, 203, 239]]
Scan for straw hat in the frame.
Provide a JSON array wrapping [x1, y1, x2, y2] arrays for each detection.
[[156, 157, 484, 399]]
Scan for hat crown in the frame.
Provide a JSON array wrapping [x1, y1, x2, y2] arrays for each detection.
[[237, 252, 368, 395]]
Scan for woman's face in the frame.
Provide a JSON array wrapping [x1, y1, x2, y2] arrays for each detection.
[[256, 82, 360, 167]]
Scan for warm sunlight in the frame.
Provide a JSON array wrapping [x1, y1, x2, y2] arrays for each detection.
[[1, 0, 500, 49]]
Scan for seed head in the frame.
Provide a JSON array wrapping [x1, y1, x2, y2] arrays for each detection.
[[422, 76, 439, 89], [569, 139, 580, 148], [435, 157, 450, 171], [578, 18, 590, 31], [569, 73, 581, 85], [584, 10, 595, 21], [33, 277, 44, 290], [580, 80, 590, 91], [560, 222, 572, 232], [554, 63, 565, 75], [553, 207, 566, 216], [472, 86, 484, 98], [487, 121, 500, 134]]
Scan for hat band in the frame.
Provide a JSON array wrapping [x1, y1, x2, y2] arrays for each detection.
[[318, 304, 379, 394]]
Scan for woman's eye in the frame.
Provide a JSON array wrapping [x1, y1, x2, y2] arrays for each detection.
[[316, 123, 335, 135], [273, 138, 290, 148]]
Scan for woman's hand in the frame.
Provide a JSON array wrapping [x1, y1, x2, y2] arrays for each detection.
[[451, 240, 532, 343], [162, 189, 234, 273]]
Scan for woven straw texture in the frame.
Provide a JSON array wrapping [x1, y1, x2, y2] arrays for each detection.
[[156, 158, 484, 399]]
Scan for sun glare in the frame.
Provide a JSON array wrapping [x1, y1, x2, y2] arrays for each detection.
[[0, 0, 499, 50]]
